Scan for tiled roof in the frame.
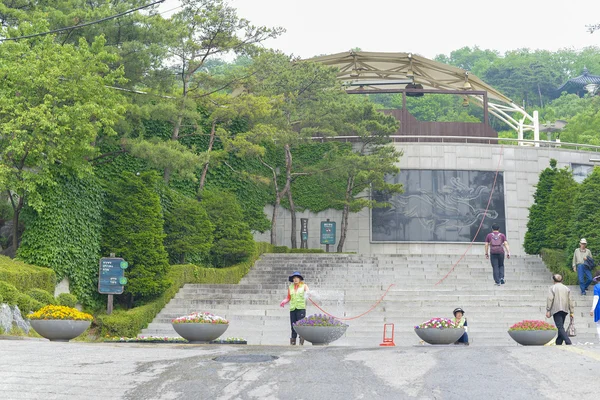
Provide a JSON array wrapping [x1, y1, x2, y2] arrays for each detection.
[[557, 67, 600, 92]]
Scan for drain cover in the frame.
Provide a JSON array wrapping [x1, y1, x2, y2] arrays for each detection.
[[213, 355, 278, 364]]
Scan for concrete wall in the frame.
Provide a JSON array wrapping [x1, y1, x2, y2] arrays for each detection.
[[253, 143, 595, 255]]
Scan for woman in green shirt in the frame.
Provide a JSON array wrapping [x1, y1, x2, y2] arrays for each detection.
[[452, 308, 469, 345]]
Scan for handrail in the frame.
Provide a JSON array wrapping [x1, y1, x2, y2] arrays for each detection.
[[311, 135, 600, 152]]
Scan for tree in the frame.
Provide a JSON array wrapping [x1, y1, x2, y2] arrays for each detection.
[[569, 167, 600, 256], [524, 159, 558, 254], [543, 167, 577, 250], [164, 193, 214, 265], [200, 189, 255, 267], [101, 171, 171, 306], [0, 34, 126, 252]]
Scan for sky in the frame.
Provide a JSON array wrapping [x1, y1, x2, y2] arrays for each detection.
[[159, 0, 600, 60]]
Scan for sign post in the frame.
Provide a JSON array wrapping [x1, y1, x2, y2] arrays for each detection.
[[300, 218, 309, 249], [320, 219, 336, 253], [99, 253, 129, 315]]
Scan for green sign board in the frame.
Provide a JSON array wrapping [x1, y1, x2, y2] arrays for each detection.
[[320, 221, 336, 245], [98, 257, 128, 295]]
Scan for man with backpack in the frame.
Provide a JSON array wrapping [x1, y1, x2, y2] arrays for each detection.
[[485, 224, 510, 286]]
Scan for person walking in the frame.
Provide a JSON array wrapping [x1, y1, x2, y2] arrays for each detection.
[[280, 271, 309, 345], [451, 308, 469, 345], [484, 224, 510, 286], [546, 274, 574, 346], [572, 238, 593, 295], [590, 273, 600, 340]]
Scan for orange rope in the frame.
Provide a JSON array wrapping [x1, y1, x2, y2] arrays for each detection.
[[308, 284, 395, 321], [434, 145, 504, 286]]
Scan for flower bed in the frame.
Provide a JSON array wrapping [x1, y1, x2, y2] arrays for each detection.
[[293, 314, 348, 327], [171, 312, 228, 324], [27, 305, 93, 321], [105, 336, 189, 343], [415, 318, 458, 329], [508, 320, 557, 331]]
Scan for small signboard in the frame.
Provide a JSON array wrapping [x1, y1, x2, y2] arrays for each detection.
[[301, 218, 309, 241], [320, 221, 336, 245], [98, 257, 128, 295]]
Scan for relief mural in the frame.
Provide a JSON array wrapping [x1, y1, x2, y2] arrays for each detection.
[[372, 170, 506, 242]]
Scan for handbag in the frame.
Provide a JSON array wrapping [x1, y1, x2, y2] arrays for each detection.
[[567, 316, 576, 337]]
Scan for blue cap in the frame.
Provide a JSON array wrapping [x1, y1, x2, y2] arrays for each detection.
[[288, 271, 304, 282]]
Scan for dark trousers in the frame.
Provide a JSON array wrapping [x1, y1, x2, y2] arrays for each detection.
[[457, 320, 469, 343], [577, 264, 593, 294], [553, 311, 572, 345], [290, 309, 306, 339], [490, 253, 505, 284]]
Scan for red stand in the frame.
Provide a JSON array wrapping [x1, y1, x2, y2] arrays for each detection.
[[379, 323, 395, 346]]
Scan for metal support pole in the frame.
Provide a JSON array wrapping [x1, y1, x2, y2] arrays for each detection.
[[107, 252, 115, 315]]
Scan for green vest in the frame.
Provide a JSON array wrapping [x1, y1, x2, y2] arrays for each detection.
[[289, 283, 307, 311]]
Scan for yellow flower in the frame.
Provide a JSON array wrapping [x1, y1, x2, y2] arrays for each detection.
[[28, 305, 93, 321]]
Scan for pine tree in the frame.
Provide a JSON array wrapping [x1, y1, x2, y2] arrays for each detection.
[[570, 167, 600, 256], [102, 171, 171, 305], [524, 159, 558, 254], [543, 167, 577, 250]]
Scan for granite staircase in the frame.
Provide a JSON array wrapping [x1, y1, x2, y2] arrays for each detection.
[[141, 253, 598, 346]]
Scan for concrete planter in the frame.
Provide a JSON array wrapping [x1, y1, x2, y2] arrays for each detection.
[[293, 325, 348, 346], [172, 323, 228, 343], [414, 328, 465, 345], [30, 319, 91, 342], [508, 330, 557, 346]]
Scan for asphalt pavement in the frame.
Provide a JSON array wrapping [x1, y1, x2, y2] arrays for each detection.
[[1, 339, 598, 400]]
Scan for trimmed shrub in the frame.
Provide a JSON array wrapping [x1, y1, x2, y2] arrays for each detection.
[[288, 248, 325, 254], [0, 294, 3, 304], [541, 248, 578, 285], [569, 167, 600, 256], [95, 242, 271, 337], [524, 160, 557, 254], [0, 255, 56, 293], [16, 294, 44, 315], [102, 171, 171, 305], [56, 293, 78, 308], [272, 246, 289, 253], [544, 168, 577, 250], [25, 289, 55, 306], [0, 281, 20, 305]]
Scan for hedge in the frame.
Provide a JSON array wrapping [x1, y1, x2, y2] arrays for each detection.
[[272, 246, 325, 254], [0, 255, 56, 294], [95, 242, 274, 337], [0, 281, 44, 316], [540, 248, 578, 285]]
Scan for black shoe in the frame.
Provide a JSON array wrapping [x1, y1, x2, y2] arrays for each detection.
[[582, 291, 587, 296], [500, 278, 505, 285]]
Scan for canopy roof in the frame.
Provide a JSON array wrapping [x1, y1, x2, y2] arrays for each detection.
[[557, 67, 600, 95], [306, 51, 539, 140]]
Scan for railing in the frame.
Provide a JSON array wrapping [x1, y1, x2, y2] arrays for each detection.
[[312, 135, 600, 153]]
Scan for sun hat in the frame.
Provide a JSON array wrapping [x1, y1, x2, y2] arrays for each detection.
[[453, 308, 465, 316], [288, 271, 304, 282], [580, 238, 587, 244]]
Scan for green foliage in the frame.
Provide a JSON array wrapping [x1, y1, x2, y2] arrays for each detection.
[[56, 293, 78, 308], [96, 242, 272, 337], [0, 255, 56, 294], [200, 190, 255, 267], [0, 281, 19, 305], [569, 167, 600, 255], [524, 160, 558, 254], [18, 173, 103, 308], [101, 171, 171, 304], [164, 193, 214, 265], [25, 289, 55, 306], [540, 249, 578, 285], [543, 168, 577, 249], [16, 294, 44, 315], [272, 246, 289, 253]]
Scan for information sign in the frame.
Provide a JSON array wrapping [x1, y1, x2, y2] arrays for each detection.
[[320, 221, 336, 245], [98, 257, 128, 295]]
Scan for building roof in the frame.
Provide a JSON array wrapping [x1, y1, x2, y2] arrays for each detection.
[[556, 67, 600, 94]]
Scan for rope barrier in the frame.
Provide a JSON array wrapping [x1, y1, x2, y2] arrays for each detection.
[[308, 284, 395, 321], [434, 145, 504, 286]]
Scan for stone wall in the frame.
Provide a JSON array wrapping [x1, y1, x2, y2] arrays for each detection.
[[254, 143, 595, 256]]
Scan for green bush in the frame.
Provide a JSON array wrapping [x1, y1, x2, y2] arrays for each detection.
[[16, 294, 44, 315], [544, 168, 577, 250], [0, 294, 3, 304], [200, 190, 255, 267], [25, 289, 55, 306], [56, 293, 78, 308], [0, 255, 56, 293], [272, 246, 289, 253], [102, 171, 171, 305], [541, 248, 578, 285], [95, 242, 272, 337], [0, 281, 20, 305], [524, 160, 557, 254], [288, 248, 325, 253]]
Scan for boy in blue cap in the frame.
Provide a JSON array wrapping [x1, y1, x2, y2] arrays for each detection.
[[280, 271, 309, 345]]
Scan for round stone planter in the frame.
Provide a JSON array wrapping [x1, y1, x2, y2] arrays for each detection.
[[293, 325, 348, 346], [171, 323, 229, 343], [508, 330, 557, 346], [414, 328, 465, 345], [30, 319, 91, 342]]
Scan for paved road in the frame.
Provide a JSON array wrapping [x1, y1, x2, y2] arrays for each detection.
[[1, 339, 598, 399]]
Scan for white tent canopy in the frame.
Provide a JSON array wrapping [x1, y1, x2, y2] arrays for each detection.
[[307, 51, 539, 142]]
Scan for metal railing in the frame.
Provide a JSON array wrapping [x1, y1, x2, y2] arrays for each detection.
[[312, 135, 600, 153]]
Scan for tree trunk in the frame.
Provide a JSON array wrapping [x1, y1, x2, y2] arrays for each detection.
[[337, 175, 354, 253], [267, 145, 293, 246], [270, 195, 280, 245], [7, 191, 22, 252], [288, 187, 297, 249], [199, 121, 217, 193], [163, 113, 183, 182]]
